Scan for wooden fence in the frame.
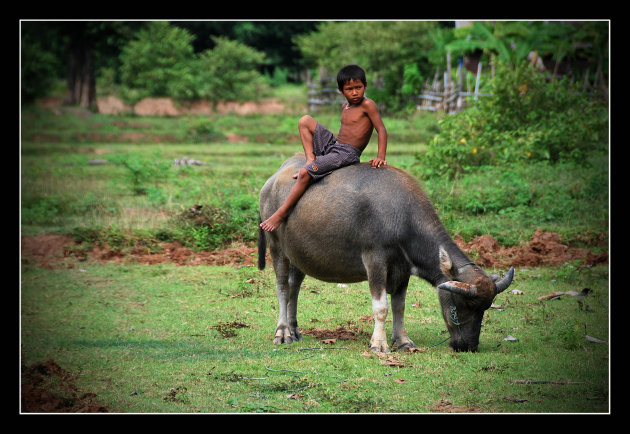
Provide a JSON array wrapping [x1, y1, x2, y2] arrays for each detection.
[[418, 53, 491, 114]]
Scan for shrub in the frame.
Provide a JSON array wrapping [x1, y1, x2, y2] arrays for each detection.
[[174, 196, 258, 251], [421, 60, 608, 178], [111, 151, 171, 195], [22, 196, 61, 225]]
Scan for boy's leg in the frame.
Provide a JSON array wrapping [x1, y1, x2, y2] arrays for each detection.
[[298, 115, 318, 166], [260, 167, 312, 232]]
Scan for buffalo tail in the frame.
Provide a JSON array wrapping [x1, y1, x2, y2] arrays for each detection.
[[258, 215, 266, 270]]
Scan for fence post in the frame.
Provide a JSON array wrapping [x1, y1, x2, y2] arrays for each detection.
[[474, 62, 482, 101]]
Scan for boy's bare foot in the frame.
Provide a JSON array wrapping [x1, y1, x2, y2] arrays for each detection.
[[260, 213, 286, 232]]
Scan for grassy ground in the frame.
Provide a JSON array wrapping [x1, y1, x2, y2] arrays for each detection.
[[21, 260, 609, 413], [21, 92, 609, 413]]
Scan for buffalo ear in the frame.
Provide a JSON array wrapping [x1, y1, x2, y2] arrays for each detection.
[[439, 246, 455, 279]]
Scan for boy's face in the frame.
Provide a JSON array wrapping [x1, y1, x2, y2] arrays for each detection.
[[340, 78, 366, 105]]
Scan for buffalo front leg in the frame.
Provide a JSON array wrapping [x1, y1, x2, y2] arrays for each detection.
[[390, 277, 419, 351], [273, 261, 305, 345]]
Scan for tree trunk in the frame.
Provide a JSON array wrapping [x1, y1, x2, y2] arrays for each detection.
[[64, 24, 98, 112]]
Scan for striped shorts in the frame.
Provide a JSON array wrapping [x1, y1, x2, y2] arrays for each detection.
[[304, 123, 362, 181]]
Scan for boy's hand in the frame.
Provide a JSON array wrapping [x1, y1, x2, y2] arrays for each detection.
[[369, 157, 387, 168]]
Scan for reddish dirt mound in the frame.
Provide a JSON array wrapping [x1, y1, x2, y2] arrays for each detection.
[[301, 325, 362, 341], [454, 228, 608, 268], [21, 359, 108, 413]]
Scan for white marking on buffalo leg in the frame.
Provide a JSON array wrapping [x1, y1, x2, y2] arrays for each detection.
[[370, 289, 390, 353]]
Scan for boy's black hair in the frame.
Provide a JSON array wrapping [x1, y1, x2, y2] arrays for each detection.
[[336, 64, 367, 90]]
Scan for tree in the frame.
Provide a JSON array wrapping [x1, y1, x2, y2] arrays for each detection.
[[119, 21, 198, 100], [172, 21, 319, 80], [21, 21, 145, 110], [21, 28, 59, 103], [63, 22, 98, 110], [196, 36, 268, 101]]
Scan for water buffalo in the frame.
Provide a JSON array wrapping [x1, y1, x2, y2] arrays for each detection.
[[258, 155, 514, 352]]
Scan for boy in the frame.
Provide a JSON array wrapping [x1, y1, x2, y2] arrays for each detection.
[[259, 64, 388, 232]]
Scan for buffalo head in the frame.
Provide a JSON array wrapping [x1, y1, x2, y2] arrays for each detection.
[[436, 246, 514, 352]]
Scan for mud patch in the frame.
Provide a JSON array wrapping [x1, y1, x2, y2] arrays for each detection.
[[454, 229, 608, 268], [21, 359, 108, 413], [301, 324, 365, 341]]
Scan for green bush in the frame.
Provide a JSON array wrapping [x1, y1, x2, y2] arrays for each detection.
[[422, 61, 608, 178], [174, 196, 258, 251], [22, 196, 61, 225], [111, 151, 171, 195], [119, 21, 198, 101]]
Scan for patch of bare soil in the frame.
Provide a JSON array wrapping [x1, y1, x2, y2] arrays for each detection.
[[21, 234, 262, 268], [21, 359, 108, 413], [301, 325, 362, 341], [454, 228, 608, 268], [20, 229, 607, 271], [21, 234, 77, 269]]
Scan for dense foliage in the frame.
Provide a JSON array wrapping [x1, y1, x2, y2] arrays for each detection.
[[21, 20, 608, 112], [118, 22, 269, 102], [421, 61, 608, 178], [295, 21, 438, 111]]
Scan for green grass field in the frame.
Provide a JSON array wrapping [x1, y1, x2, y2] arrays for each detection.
[[21, 261, 609, 413], [21, 99, 609, 413]]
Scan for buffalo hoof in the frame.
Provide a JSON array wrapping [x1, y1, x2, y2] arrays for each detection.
[[394, 342, 419, 352], [369, 340, 391, 354], [273, 326, 303, 345], [391, 337, 419, 352]]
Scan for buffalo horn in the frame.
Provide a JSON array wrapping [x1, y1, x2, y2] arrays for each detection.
[[494, 267, 515, 294], [438, 281, 478, 297]]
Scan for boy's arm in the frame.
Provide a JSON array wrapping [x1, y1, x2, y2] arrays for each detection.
[[364, 99, 388, 168]]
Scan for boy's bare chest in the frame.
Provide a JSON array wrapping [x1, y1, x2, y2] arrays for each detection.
[[340, 105, 368, 125]]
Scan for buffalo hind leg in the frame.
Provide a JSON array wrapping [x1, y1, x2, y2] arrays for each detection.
[[273, 256, 304, 345], [390, 275, 419, 351], [364, 253, 391, 353], [369, 287, 390, 353]]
